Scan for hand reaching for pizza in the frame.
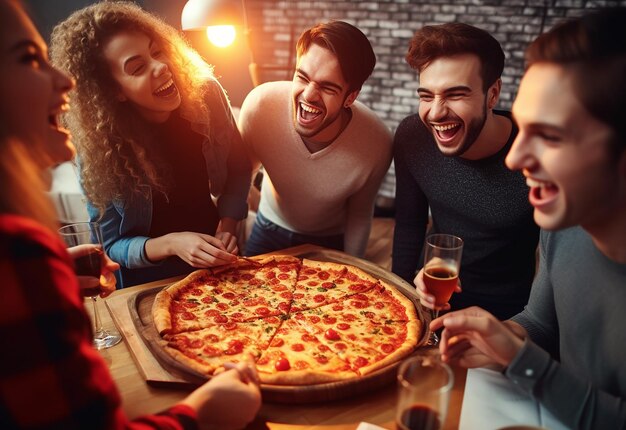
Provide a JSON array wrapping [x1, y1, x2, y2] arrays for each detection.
[[215, 231, 239, 255], [430, 306, 526, 369], [182, 359, 261, 430], [146, 232, 238, 268]]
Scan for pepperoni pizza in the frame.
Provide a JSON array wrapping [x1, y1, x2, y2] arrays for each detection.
[[152, 255, 421, 385]]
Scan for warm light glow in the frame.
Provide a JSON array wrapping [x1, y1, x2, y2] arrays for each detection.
[[206, 25, 236, 47]]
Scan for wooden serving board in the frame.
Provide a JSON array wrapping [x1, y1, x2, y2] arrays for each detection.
[[106, 245, 430, 403]]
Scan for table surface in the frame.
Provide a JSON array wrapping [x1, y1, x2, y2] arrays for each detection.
[[97, 260, 467, 430]]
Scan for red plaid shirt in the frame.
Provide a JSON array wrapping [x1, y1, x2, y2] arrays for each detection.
[[0, 214, 197, 430]]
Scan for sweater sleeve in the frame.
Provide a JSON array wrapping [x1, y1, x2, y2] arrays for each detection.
[[391, 118, 430, 283], [207, 80, 251, 221], [0, 217, 199, 430], [505, 340, 626, 429], [89, 199, 156, 269], [508, 230, 626, 428], [343, 134, 392, 258]]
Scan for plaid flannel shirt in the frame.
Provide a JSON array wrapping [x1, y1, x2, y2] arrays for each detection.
[[0, 214, 197, 430]]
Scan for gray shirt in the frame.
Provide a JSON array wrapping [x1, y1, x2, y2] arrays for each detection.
[[509, 227, 626, 428]]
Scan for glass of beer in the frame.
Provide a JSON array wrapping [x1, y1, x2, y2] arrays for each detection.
[[58, 222, 122, 350], [396, 353, 454, 430], [423, 233, 463, 345]]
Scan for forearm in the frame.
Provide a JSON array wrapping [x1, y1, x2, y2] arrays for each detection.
[[217, 217, 239, 236], [144, 234, 174, 263], [343, 214, 372, 258]]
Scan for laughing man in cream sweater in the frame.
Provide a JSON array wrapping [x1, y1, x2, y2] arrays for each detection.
[[238, 21, 392, 258]]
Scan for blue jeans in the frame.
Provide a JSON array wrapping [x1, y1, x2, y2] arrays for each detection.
[[244, 212, 344, 256]]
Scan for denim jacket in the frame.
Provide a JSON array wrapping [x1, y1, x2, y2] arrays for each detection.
[[86, 78, 251, 287]]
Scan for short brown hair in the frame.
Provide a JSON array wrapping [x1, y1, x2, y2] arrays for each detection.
[[297, 20, 376, 93], [406, 22, 504, 92]]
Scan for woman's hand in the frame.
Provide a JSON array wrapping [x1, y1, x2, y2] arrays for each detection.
[[413, 268, 462, 311], [216, 231, 239, 255], [148, 232, 238, 267], [430, 307, 526, 369]]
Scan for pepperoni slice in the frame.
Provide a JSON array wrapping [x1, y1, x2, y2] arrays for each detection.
[[317, 344, 331, 352], [213, 315, 228, 324], [336, 323, 350, 330], [190, 339, 203, 349], [308, 315, 321, 324], [277, 273, 290, 280], [202, 345, 221, 357], [353, 356, 369, 368], [255, 307, 270, 316], [322, 316, 337, 324], [301, 333, 317, 343], [223, 322, 237, 330], [315, 355, 329, 364], [293, 360, 309, 370], [383, 325, 396, 335], [381, 344, 395, 353], [222, 292, 237, 300], [313, 294, 326, 303], [225, 340, 244, 355], [216, 303, 229, 311], [181, 312, 196, 321], [291, 343, 304, 352], [318, 271, 330, 280], [205, 334, 219, 343]]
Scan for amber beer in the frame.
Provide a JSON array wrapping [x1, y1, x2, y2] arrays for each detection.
[[423, 264, 458, 307]]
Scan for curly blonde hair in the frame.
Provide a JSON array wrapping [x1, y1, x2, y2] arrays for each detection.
[[50, 1, 215, 214]]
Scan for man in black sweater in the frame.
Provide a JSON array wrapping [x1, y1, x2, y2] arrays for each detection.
[[392, 23, 538, 320]]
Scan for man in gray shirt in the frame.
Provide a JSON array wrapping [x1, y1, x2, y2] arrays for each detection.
[[431, 8, 626, 429]]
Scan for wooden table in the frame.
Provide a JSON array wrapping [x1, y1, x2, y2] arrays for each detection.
[[98, 269, 466, 429]]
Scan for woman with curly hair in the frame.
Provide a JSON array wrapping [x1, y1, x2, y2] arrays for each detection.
[[50, 1, 251, 288]]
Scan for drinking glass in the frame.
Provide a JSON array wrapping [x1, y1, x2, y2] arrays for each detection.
[[396, 353, 454, 430], [423, 233, 463, 345], [58, 222, 122, 350]]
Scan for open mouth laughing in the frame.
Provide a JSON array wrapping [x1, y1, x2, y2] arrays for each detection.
[[299, 102, 323, 124], [154, 78, 178, 98], [432, 122, 461, 143], [526, 176, 559, 207]]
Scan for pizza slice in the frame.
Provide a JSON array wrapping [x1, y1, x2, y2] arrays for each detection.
[[290, 305, 418, 376], [339, 280, 419, 324], [210, 256, 301, 318], [161, 315, 284, 376], [290, 259, 378, 312], [255, 316, 357, 385]]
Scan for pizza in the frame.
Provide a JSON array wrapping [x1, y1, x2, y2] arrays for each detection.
[[152, 255, 421, 385]]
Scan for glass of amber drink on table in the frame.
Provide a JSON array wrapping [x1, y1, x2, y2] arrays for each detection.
[[423, 233, 463, 346], [396, 353, 454, 430], [58, 222, 122, 350]]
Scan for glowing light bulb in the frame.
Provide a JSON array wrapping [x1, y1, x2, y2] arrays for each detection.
[[206, 25, 236, 48]]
